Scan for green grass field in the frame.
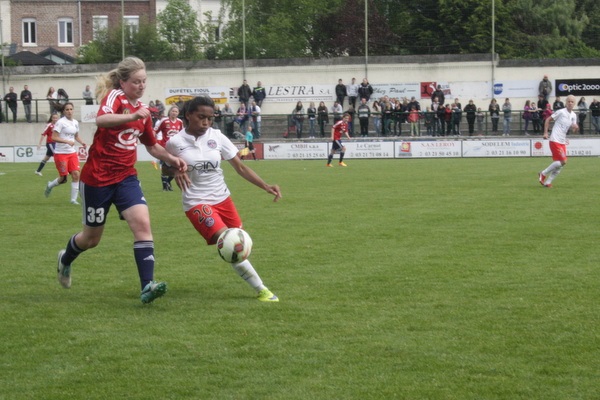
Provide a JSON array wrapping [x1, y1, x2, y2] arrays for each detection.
[[1, 157, 599, 399]]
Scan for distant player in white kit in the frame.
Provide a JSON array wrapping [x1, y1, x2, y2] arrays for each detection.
[[539, 94, 578, 188]]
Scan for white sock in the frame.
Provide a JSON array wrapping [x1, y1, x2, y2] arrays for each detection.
[[70, 182, 79, 202], [231, 259, 266, 292], [48, 178, 60, 188], [545, 166, 562, 184], [543, 161, 562, 176]]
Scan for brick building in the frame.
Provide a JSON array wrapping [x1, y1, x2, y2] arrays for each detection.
[[2, 0, 156, 63]]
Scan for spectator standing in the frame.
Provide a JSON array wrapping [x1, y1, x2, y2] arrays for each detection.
[[56, 89, 69, 112], [347, 77, 359, 110], [372, 100, 382, 135], [408, 96, 421, 111], [82, 85, 94, 105], [431, 85, 445, 106], [307, 101, 317, 138], [357, 98, 370, 137], [213, 104, 222, 130], [346, 105, 355, 136], [408, 105, 420, 137], [502, 98, 512, 136], [437, 103, 447, 136], [464, 99, 477, 136], [424, 106, 434, 136], [235, 103, 249, 134], [538, 74, 552, 101], [431, 96, 441, 136], [252, 81, 266, 107], [4, 87, 18, 123], [523, 100, 533, 135], [20, 85, 33, 123], [222, 103, 235, 138], [357, 78, 374, 103], [444, 104, 453, 136], [539, 95, 578, 188], [47, 87, 58, 113], [476, 108, 485, 135], [317, 101, 329, 138], [382, 99, 393, 136], [542, 103, 553, 125], [537, 94, 549, 121], [451, 103, 462, 136], [331, 101, 343, 123], [291, 101, 305, 139], [488, 99, 500, 134], [155, 100, 165, 120], [530, 100, 541, 135], [335, 79, 347, 107], [553, 96, 565, 111], [35, 113, 60, 176], [237, 79, 252, 107], [175, 97, 185, 114], [577, 97, 587, 135], [589, 98, 600, 134], [249, 100, 261, 139]]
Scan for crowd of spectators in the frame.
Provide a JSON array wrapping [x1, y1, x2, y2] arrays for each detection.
[[4, 75, 600, 138]]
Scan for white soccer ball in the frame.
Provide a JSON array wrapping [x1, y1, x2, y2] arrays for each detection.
[[216, 228, 253, 263]]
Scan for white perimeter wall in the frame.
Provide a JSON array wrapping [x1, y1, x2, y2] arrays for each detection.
[[1, 58, 599, 146]]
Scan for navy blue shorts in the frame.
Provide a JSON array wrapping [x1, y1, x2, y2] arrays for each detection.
[[79, 175, 147, 227], [45, 143, 56, 157], [332, 140, 344, 152]]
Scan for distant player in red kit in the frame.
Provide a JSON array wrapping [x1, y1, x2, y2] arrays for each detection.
[[326, 112, 352, 167], [154, 105, 183, 191]]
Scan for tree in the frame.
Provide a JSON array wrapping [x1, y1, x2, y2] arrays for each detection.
[[312, 0, 400, 57], [216, 0, 335, 59], [77, 23, 175, 64], [157, 0, 203, 60]]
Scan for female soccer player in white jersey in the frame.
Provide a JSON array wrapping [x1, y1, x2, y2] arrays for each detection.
[[539, 94, 579, 188], [44, 102, 86, 204], [166, 96, 281, 302], [55, 57, 188, 304]]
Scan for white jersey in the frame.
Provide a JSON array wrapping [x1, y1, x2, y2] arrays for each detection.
[[53, 116, 79, 154], [166, 127, 239, 211], [549, 108, 577, 145]]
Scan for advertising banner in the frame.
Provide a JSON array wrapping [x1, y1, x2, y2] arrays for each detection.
[[555, 79, 600, 97], [343, 141, 395, 159], [395, 140, 462, 158], [165, 87, 230, 105], [14, 146, 47, 163], [491, 80, 540, 99], [462, 140, 531, 157], [531, 138, 600, 157], [0, 147, 14, 162], [371, 83, 421, 101], [263, 142, 328, 160]]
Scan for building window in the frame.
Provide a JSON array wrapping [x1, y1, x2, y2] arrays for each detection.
[[123, 16, 139, 36], [92, 16, 108, 40], [58, 18, 74, 46], [23, 19, 37, 46]]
